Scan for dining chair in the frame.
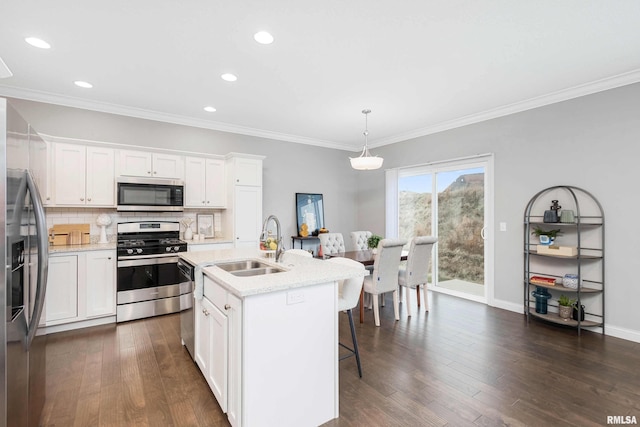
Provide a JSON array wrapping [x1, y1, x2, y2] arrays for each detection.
[[326, 257, 366, 377], [318, 232, 346, 255], [363, 238, 407, 326], [398, 236, 438, 315], [350, 231, 372, 251]]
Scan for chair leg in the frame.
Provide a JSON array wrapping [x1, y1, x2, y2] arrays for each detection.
[[422, 284, 429, 312], [392, 290, 400, 321], [398, 286, 403, 303], [404, 286, 412, 316], [372, 294, 380, 327], [381, 293, 385, 307], [347, 309, 362, 378], [416, 286, 421, 307]]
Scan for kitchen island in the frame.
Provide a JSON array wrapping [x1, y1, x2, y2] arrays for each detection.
[[179, 248, 365, 427]]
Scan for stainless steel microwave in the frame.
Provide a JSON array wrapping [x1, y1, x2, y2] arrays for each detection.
[[117, 177, 184, 212]]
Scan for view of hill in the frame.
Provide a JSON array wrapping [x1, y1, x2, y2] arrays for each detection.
[[399, 180, 484, 284]]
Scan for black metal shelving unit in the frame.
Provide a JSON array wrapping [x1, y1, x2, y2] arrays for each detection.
[[524, 185, 605, 335]]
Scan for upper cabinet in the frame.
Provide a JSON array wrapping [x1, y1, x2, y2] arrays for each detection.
[[230, 156, 262, 186], [53, 142, 115, 207], [118, 149, 184, 180], [185, 157, 226, 208]]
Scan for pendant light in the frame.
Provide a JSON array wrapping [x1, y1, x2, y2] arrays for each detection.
[[350, 109, 383, 170]]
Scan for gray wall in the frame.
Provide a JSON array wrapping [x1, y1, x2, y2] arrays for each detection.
[[10, 82, 640, 341], [358, 82, 640, 339], [8, 98, 362, 251]]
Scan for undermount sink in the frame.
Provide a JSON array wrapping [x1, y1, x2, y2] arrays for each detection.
[[215, 260, 285, 277]]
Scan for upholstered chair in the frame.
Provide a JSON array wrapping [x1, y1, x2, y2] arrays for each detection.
[[350, 231, 373, 251], [362, 238, 407, 326], [398, 236, 437, 315], [326, 257, 366, 377], [318, 233, 346, 255]]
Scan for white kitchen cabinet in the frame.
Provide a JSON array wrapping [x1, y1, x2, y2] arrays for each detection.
[[234, 186, 262, 248], [53, 142, 115, 206], [223, 155, 264, 249], [118, 149, 184, 179], [30, 133, 53, 205], [196, 296, 229, 412], [85, 250, 116, 318], [229, 156, 262, 186], [45, 255, 78, 323], [185, 156, 226, 208], [45, 250, 116, 327]]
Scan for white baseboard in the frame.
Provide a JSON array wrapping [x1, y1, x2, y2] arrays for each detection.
[[605, 324, 640, 344], [39, 316, 116, 335], [491, 298, 640, 344]]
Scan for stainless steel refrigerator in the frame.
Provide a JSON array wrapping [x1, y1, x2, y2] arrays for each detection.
[[1, 97, 49, 427]]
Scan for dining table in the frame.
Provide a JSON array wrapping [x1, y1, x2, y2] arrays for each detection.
[[326, 250, 408, 323]]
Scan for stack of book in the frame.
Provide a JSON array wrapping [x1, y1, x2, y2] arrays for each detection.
[[530, 275, 557, 286]]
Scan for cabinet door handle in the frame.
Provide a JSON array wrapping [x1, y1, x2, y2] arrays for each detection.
[[206, 201, 210, 204], [87, 198, 92, 202], [147, 171, 151, 174], [224, 304, 231, 310], [203, 309, 209, 316], [202, 201, 206, 204], [107, 257, 112, 260], [153, 171, 157, 174], [80, 197, 84, 201]]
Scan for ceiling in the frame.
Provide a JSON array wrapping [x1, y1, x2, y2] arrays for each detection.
[[1, 1, 640, 151]]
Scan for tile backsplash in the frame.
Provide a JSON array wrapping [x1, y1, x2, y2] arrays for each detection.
[[45, 208, 224, 242]]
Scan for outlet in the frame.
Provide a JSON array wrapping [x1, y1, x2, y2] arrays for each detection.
[[500, 222, 507, 232], [287, 290, 305, 305]]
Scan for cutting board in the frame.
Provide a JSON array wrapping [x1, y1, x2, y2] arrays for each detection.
[[49, 224, 91, 245]]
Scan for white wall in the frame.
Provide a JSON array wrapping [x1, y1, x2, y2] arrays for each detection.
[[9, 98, 363, 251], [358, 82, 640, 342]]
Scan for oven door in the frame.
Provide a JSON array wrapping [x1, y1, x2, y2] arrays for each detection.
[[117, 255, 187, 303]]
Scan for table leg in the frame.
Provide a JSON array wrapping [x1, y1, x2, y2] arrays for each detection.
[[360, 288, 364, 323]]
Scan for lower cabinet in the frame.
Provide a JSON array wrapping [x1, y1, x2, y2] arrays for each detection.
[[195, 274, 337, 427], [195, 277, 242, 426], [45, 250, 116, 327]]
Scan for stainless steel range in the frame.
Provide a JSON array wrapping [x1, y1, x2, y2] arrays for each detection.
[[116, 221, 190, 322]]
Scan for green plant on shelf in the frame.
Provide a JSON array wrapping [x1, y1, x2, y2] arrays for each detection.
[[531, 227, 562, 238], [558, 295, 576, 307]]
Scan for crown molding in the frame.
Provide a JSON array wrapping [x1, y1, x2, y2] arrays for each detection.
[[3, 69, 640, 152], [369, 69, 640, 148], [0, 84, 355, 151]]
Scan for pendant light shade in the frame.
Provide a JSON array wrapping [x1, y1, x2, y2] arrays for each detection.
[[350, 109, 383, 170]]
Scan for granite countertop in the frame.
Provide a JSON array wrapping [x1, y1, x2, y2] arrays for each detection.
[[49, 242, 117, 254], [180, 248, 365, 298], [186, 237, 234, 245]]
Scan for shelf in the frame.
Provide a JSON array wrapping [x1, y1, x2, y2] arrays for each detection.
[[527, 250, 602, 260], [528, 311, 602, 328], [527, 282, 601, 293], [524, 185, 605, 336]]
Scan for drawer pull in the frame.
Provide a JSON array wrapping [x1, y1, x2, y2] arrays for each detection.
[[224, 304, 231, 310]]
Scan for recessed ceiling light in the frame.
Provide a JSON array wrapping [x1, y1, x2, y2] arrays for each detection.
[[221, 73, 237, 82], [204, 106, 217, 113], [25, 37, 51, 49], [74, 80, 93, 88], [254, 31, 274, 45]]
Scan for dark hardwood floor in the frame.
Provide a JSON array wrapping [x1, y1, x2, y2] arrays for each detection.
[[41, 292, 640, 426]]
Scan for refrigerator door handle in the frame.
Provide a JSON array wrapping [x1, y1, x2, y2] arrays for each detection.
[[25, 171, 48, 349]]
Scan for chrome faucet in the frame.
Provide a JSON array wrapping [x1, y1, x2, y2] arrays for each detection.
[[260, 214, 284, 262]]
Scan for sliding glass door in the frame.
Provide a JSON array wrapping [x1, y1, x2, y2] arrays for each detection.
[[395, 156, 492, 303]]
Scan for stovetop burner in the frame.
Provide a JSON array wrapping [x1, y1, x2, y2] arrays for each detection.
[[117, 221, 187, 258]]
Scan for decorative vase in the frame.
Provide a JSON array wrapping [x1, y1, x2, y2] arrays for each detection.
[[562, 274, 579, 289], [572, 304, 585, 321], [184, 226, 193, 240], [558, 305, 572, 319], [531, 287, 552, 314], [539, 235, 555, 245]]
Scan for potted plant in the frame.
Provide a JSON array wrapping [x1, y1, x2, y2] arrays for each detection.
[[557, 295, 575, 319], [531, 227, 562, 245], [367, 234, 383, 252]]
